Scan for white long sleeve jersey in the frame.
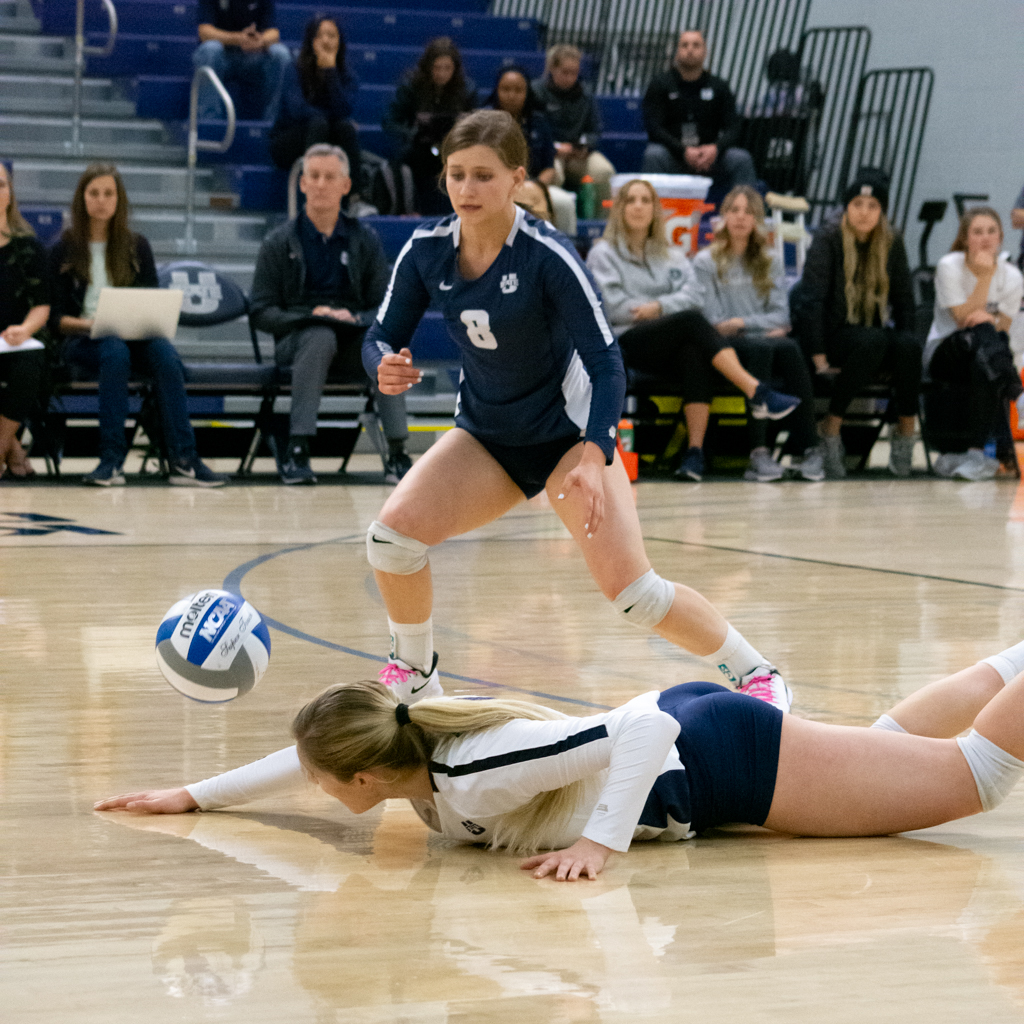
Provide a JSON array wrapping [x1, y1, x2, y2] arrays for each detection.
[[186, 692, 694, 852]]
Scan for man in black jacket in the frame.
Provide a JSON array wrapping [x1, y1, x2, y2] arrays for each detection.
[[641, 29, 756, 192], [250, 144, 410, 484]]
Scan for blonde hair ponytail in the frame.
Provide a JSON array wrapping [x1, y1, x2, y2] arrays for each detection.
[[292, 681, 586, 855]]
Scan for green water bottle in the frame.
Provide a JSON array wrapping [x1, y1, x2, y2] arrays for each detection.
[[577, 174, 596, 220]]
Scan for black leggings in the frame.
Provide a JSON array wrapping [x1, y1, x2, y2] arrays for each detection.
[[929, 324, 1019, 449], [732, 334, 818, 452], [826, 325, 922, 419], [0, 347, 44, 424], [618, 309, 728, 406], [270, 114, 362, 190]]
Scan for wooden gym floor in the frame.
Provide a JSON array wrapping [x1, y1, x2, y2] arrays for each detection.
[[3, 458, 1024, 1023]]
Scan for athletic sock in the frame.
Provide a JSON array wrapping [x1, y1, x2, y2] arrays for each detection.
[[981, 639, 1024, 685], [870, 713, 907, 733], [388, 617, 433, 674], [708, 624, 766, 686]]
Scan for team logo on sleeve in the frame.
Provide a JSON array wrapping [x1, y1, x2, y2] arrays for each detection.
[[499, 273, 519, 294]]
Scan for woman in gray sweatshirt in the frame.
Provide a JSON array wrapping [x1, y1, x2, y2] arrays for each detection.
[[693, 186, 823, 481], [586, 178, 799, 481]]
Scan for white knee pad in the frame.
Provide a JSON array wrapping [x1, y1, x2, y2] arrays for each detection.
[[957, 730, 1024, 812], [366, 520, 429, 575], [612, 570, 675, 630]]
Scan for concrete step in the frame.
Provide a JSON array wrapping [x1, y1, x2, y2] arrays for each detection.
[[12, 160, 233, 208], [0, 74, 135, 117], [0, 115, 185, 161], [0, 0, 40, 35], [134, 210, 273, 257], [0, 33, 74, 73]]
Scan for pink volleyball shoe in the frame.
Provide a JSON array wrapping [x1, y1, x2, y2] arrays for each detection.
[[736, 665, 793, 713], [378, 652, 443, 703]]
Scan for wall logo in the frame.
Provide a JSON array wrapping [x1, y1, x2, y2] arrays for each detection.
[[0, 513, 120, 538], [171, 270, 222, 315]]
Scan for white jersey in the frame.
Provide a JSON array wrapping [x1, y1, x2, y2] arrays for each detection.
[[186, 692, 695, 853]]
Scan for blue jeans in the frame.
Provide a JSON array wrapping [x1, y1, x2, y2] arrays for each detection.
[[63, 335, 197, 465], [641, 143, 757, 190], [192, 40, 291, 120]]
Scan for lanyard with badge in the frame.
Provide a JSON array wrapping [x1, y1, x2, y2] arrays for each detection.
[[681, 84, 716, 148]]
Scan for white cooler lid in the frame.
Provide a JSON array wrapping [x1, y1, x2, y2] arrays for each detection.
[[609, 173, 712, 200]]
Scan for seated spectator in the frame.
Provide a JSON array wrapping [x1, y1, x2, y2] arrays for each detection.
[[484, 63, 576, 236], [532, 44, 615, 216], [693, 186, 824, 481], [383, 37, 475, 216], [790, 168, 920, 479], [51, 164, 226, 488], [193, 0, 291, 120], [0, 162, 48, 480], [924, 207, 1024, 481], [270, 17, 361, 194], [250, 144, 410, 486], [586, 178, 799, 482], [641, 29, 756, 196], [1012, 184, 1024, 271], [514, 178, 554, 223]]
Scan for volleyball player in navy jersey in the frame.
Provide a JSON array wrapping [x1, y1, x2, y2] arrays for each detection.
[[360, 109, 790, 711]]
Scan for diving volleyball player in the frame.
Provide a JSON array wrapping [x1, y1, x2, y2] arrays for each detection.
[[97, 637, 1024, 882], [358, 109, 796, 711]]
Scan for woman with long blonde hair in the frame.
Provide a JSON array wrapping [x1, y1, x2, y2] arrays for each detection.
[[693, 186, 823, 481], [586, 178, 800, 482], [0, 161, 49, 479], [98, 627, 1024, 883], [790, 168, 919, 478]]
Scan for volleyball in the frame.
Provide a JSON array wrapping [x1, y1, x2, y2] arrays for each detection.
[[155, 589, 271, 703]]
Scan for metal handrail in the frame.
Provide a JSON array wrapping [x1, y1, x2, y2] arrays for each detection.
[[177, 66, 236, 254], [70, 0, 118, 154], [287, 156, 303, 220]]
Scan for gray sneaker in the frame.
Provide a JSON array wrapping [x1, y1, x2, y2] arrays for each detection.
[[821, 435, 847, 479], [952, 448, 999, 481], [933, 451, 968, 478], [743, 447, 785, 482], [888, 433, 915, 478], [796, 445, 826, 481]]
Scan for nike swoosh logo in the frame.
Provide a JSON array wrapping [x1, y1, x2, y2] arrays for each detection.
[[439, 282, 453, 290], [410, 681, 430, 693], [371, 537, 392, 543]]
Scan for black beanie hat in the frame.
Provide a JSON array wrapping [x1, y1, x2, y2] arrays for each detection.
[[843, 167, 890, 213]]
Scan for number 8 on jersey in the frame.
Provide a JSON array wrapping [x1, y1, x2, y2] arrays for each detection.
[[460, 309, 498, 350]]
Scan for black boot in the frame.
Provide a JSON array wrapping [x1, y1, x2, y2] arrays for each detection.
[[280, 435, 317, 485]]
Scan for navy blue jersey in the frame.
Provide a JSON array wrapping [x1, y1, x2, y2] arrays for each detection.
[[362, 207, 625, 462]]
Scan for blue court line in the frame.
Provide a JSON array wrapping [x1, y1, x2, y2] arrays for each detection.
[[222, 539, 612, 710]]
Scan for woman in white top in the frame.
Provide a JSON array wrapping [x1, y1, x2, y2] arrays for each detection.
[[586, 178, 799, 482], [924, 207, 1023, 480], [693, 186, 823, 482], [96, 630, 1024, 882]]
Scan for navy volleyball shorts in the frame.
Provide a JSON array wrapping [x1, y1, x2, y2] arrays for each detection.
[[473, 432, 583, 499], [656, 681, 784, 834]]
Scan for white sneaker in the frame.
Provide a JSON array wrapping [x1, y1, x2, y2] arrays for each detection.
[[796, 445, 826, 481], [952, 449, 999, 481], [933, 451, 968, 478], [737, 664, 793, 713], [743, 447, 785, 482], [378, 652, 443, 703]]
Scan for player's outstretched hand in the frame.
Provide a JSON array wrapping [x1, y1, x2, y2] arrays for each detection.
[[520, 837, 613, 881], [558, 443, 606, 539], [94, 788, 199, 815], [378, 348, 423, 395]]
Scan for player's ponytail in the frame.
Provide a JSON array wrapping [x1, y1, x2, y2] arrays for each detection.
[[292, 680, 585, 855]]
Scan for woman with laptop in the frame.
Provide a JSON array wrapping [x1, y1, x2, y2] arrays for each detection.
[[50, 164, 225, 486]]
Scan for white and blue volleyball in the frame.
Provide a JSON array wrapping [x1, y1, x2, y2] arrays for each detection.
[[155, 589, 271, 702]]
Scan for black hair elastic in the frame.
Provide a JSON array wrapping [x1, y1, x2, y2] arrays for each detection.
[[394, 703, 412, 726]]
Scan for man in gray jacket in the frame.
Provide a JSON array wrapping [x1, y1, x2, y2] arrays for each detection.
[[250, 144, 409, 484]]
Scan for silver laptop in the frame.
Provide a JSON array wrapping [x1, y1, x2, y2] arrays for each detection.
[[90, 287, 184, 341]]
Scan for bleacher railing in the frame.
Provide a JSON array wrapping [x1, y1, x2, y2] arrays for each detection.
[[70, 0, 117, 155], [178, 67, 236, 254], [837, 67, 934, 233]]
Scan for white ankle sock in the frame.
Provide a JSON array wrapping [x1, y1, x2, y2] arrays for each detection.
[[388, 617, 433, 674], [871, 714, 907, 733], [709, 624, 765, 685], [981, 639, 1024, 685]]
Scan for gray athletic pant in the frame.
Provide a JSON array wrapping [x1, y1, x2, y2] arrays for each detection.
[[274, 324, 408, 442]]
